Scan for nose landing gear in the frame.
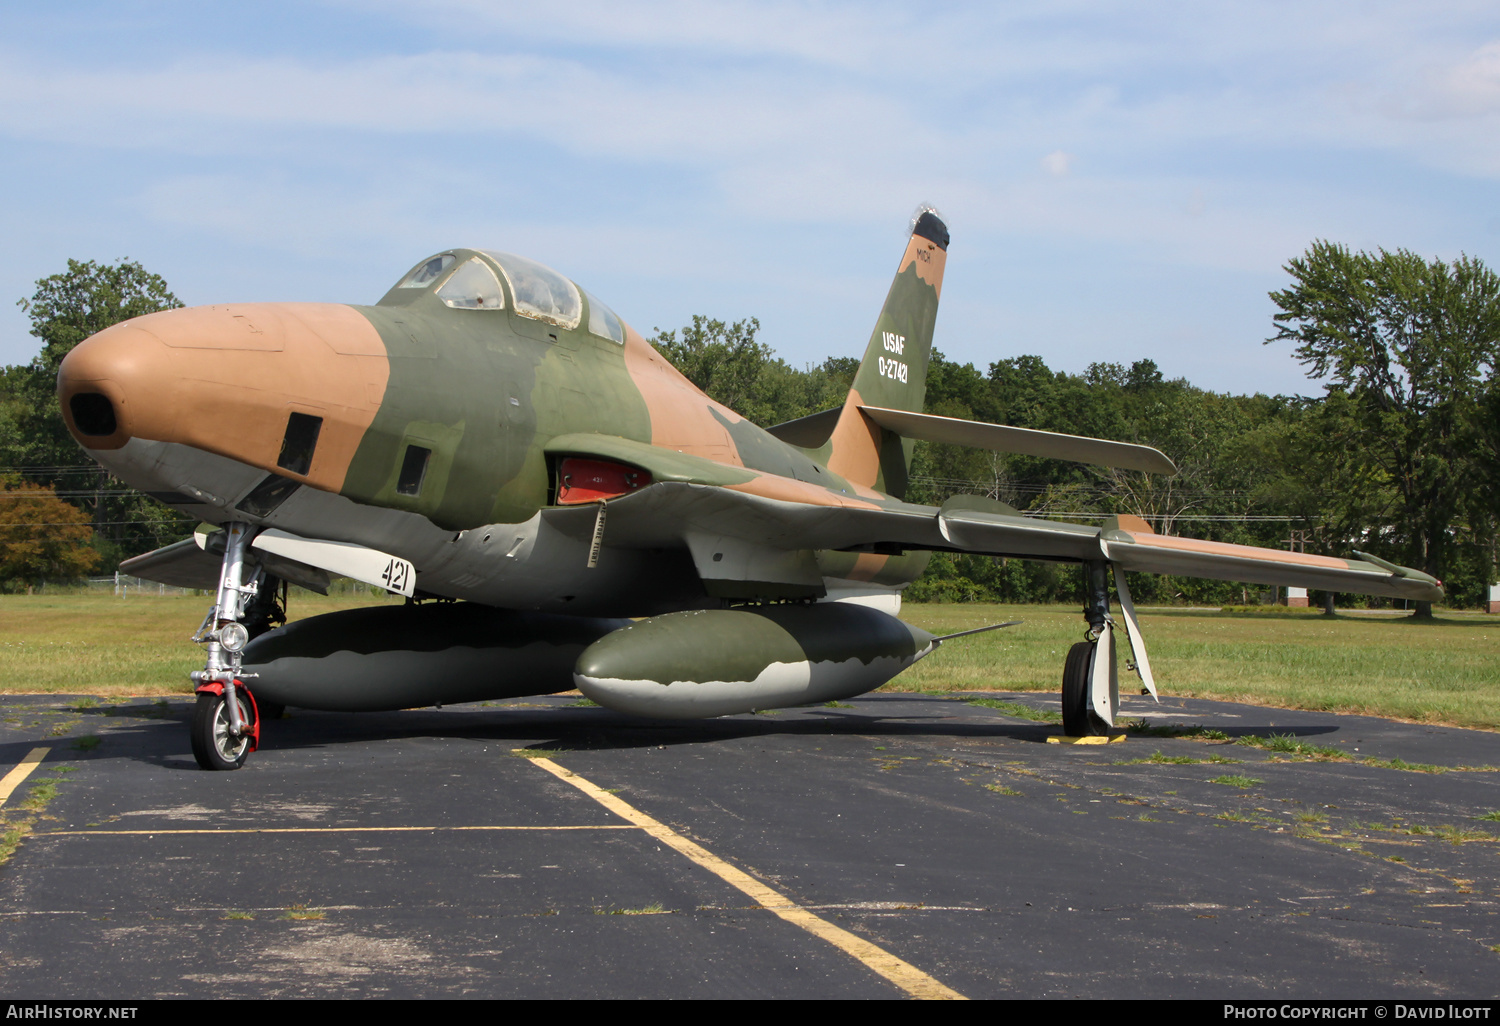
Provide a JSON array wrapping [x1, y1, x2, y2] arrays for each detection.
[[189, 522, 276, 771], [191, 686, 259, 771]]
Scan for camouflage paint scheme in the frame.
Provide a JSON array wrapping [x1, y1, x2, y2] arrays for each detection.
[[55, 211, 1443, 715], [574, 604, 939, 719], [245, 604, 631, 712]]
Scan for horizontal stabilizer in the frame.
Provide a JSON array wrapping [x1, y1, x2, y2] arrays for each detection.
[[859, 406, 1178, 476], [765, 407, 842, 448]]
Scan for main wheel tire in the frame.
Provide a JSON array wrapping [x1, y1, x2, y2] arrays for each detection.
[[191, 692, 256, 771], [1061, 640, 1106, 737]]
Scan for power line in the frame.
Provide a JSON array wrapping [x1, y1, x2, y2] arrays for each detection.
[[0, 520, 193, 529]]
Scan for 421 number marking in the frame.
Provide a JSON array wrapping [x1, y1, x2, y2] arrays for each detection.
[[380, 558, 414, 595]]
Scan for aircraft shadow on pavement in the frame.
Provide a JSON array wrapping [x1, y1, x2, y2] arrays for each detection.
[[27, 695, 1350, 768]]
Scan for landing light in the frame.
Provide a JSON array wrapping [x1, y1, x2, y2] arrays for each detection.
[[219, 622, 250, 653]]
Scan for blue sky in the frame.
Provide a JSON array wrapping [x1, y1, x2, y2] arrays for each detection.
[[2, 1, 1497, 397]]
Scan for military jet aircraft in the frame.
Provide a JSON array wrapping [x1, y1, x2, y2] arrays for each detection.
[[56, 209, 1443, 769]]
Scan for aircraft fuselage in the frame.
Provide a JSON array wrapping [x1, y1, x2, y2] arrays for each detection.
[[56, 249, 926, 616]]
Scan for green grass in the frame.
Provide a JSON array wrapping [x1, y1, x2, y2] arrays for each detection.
[[964, 697, 1061, 723], [281, 905, 325, 920], [6, 595, 1500, 731], [1117, 750, 1242, 766], [1236, 734, 1349, 760], [894, 603, 1500, 731], [1118, 750, 1197, 765], [0, 591, 399, 696], [608, 903, 666, 916], [1227, 733, 1496, 773], [1210, 775, 1264, 789], [0, 769, 72, 868]]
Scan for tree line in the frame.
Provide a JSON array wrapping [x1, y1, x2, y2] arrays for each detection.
[[3, 245, 1496, 607]]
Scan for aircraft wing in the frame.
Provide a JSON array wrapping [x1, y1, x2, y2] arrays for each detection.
[[556, 482, 1443, 603], [118, 537, 225, 591]]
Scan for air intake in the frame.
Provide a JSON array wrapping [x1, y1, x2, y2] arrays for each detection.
[[70, 393, 117, 436]]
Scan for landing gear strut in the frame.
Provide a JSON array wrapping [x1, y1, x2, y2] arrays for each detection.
[[1060, 560, 1160, 736], [1060, 561, 1118, 737], [189, 522, 264, 771]]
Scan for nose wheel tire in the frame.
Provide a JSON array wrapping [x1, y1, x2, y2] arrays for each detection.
[[1061, 640, 1108, 737], [191, 692, 256, 771]]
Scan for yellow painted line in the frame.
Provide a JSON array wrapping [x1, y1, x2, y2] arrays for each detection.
[[0, 748, 49, 807], [525, 754, 966, 1001], [36, 824, 637, 836], [1047, 735, 1126, 745]]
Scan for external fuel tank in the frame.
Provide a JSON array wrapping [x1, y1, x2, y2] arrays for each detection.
[[574, 603, 937, 718], [243, 602, 630, 711]]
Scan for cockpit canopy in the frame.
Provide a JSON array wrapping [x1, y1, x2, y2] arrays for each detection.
[[391, 249, 625, 344]]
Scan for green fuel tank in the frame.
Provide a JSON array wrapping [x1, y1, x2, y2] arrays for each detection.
[[242, 603, 630, 712], [573, 603, 938, 719]]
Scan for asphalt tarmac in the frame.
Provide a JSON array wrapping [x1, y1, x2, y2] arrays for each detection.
[[0, 690, 1497, 999]]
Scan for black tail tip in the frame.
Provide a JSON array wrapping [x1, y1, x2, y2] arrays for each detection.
[[910, 206, 949, 251]]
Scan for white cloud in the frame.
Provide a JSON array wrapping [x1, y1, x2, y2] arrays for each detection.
[[1395, 39, 1500, 119], [3, 2, 1499, 391], [1041, 151, 1072, 176]]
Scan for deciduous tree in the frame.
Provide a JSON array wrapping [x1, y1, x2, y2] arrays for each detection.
[[2, 259, 189, 564], [1268, 242, 1500, 613], [0, 482, 100, 593]]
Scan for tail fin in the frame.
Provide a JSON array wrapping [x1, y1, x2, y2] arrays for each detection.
[[823, 206, 948, 497]]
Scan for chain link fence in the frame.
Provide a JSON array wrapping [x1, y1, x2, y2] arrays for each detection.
[[86, 573, 198, 596]]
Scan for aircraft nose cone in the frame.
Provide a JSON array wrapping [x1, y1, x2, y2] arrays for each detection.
[[57, 303, 390, 494], [57, 318, 166, 449]]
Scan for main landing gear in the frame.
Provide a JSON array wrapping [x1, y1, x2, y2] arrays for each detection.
[[189, 522, 283, 771], [1060, 560, 1158, 737]]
